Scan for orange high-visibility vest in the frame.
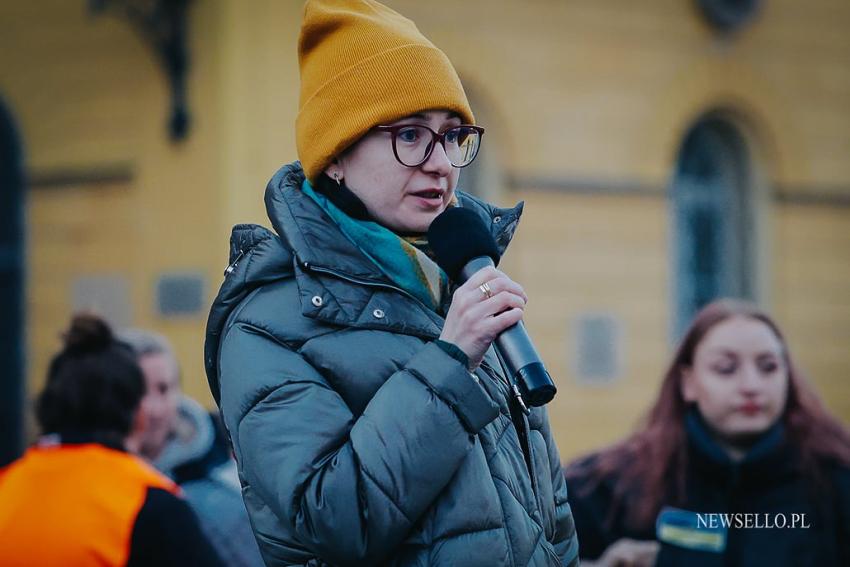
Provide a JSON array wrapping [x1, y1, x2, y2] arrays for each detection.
[[0, 443, 178, 567]]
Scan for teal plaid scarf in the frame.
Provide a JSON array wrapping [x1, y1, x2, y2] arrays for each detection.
[[301, 178, 450, 312]]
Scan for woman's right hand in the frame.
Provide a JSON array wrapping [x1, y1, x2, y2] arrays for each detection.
[[583, 538, 660, 567], [439, 266, 528, 370]]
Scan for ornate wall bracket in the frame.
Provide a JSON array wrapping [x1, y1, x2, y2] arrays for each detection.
[[90, 0, 193, 141], [695, 0, 761, 34]]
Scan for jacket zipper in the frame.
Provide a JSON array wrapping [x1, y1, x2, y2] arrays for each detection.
[[224, 249, 245, 275], [487, 352, 540, 500], [483, 353, 531, 418]]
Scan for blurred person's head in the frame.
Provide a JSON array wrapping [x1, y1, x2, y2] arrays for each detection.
[[117, 328, 181, 460], [36, 314, 145, 449], [296, 0, 480, 234], [569, 299, 850, 530], [679, 305, 789, 453]]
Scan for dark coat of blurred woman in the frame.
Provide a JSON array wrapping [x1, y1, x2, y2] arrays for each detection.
[[0, 314, 224, 567], [204, 1, 579, 565], [565, 299, 850, 567]]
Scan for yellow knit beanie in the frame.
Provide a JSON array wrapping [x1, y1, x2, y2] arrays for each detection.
[[296, 0, 475, 183]]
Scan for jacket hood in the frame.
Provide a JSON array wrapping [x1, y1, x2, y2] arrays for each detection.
[[204, 161, 523, 405], [155, 396, 212, 472], [203, 222, 295, 404]]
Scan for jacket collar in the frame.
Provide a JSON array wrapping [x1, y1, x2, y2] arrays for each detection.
[[153, 395, 230, 484], [263, 162, 524, 337], [685, 409, 794, 484]]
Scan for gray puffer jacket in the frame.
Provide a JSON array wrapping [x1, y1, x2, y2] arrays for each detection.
[[204, 162, 580, 566]]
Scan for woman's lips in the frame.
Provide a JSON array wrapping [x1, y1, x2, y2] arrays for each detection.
[[409, 190, 445, 209], [737, 403, 763, 416]]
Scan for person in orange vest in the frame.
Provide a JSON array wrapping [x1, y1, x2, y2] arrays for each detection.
[[0, 313, 224, 567]]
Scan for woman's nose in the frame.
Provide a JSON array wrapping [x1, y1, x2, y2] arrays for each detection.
[[421, 140, 453, 176], [739, 363, 762, 392]]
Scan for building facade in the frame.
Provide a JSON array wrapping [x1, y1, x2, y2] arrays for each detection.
[[2, 0, 848, 460]]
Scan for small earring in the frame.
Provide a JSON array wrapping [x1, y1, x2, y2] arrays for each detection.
[[332, 172, 342, 187]]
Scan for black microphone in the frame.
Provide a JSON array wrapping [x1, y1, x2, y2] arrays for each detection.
[[428, 207, 556, 407]]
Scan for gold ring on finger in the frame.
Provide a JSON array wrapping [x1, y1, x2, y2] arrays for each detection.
[[479, 282, 493, 299]]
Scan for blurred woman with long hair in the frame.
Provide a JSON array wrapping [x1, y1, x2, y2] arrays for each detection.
[[566, 299, 850, 566]]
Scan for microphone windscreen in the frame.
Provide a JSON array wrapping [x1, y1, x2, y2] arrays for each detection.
[[428, 207, 500, 281]]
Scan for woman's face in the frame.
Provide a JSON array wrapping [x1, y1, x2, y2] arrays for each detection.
[[328, 110, 463, 233], [682, 316, 789, 444]]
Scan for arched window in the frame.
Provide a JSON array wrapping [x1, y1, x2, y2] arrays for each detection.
[[672, 115, 757, 337]]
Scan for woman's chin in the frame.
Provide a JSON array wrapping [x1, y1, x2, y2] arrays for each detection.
[[718, 419, 775, 443], [394, 210, 443, 234]]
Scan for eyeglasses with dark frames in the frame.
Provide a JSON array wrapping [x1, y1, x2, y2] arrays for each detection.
[[373, 124, 485, 168]]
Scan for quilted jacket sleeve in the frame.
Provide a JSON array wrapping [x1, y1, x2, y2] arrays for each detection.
[[219, 321, 500, 566], [540, 410, 581, 566]]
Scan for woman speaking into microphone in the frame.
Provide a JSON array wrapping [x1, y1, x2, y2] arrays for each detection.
[[204, 1, 578, 565]]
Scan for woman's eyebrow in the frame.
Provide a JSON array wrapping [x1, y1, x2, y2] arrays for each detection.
[[388, 114, 427, 126], [396, 112, 462, 122], [706, 348, 737, 358]]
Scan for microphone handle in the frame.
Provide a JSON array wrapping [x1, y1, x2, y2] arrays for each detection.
[[458, 257, 557, 407]]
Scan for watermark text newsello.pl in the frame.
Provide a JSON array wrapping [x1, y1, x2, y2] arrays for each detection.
[[697, 513, 811, 529]]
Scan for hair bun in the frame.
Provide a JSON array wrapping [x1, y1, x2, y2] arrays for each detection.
[[64, 313, 114, 353]]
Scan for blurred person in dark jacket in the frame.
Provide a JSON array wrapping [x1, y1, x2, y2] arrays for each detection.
[[119, 327, 265, 566], [565, 299, 850, 566], [0, 313, 223, 567], [204, 1, 578, 565]]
